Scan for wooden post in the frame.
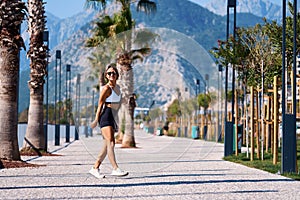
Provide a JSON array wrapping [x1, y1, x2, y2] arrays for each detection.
[[235, 89, 239, 155], [273, 76, 278, 165], [250, 86, 255, 161], [201, 113, 205, 139], [261, 94, 265, 160], [270, 96, 274, 154], [244, 88, 249, 158], [265, 96, 270, 152], [255, 88, 260, 159]]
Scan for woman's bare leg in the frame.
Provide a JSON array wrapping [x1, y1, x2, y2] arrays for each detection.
[[93, 140, 107, 169], [101, 126, 118, 170]]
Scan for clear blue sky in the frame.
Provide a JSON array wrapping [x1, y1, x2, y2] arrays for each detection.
[[45, 0, 86, 19], [45, 0, 282, 19]]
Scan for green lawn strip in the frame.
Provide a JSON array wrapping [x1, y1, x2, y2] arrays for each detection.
[[223, 142, 300, 181]]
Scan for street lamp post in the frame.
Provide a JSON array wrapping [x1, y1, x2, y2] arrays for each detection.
[[218, 64, 223, 142], [55, 50, 61, 146], [58, 51, 62, 142], [224, 0, 236, 157], [195, 79, 200, 96], [66, 64, 71, 143], [281, 0, 297, 173], [43, 31, 49, 151], [205, 74, 209, 93], [196, 79, 200, 125], [85, 87, 89, 137], [74, 74, 81, 140]]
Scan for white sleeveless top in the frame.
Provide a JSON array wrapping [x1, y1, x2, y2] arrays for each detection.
[[105, 86, 121, 103]]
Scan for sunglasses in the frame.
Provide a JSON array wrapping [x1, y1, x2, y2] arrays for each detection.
[[107, 72, 116, 76]]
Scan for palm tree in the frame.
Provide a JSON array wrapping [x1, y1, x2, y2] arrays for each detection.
[[87, 46, 115, 90], [115, 47, 151, 147], [0, 0, 26, 160], [85, 0, 156, 147], [197, 93, 211, 124], [22, 0, 48, 152]]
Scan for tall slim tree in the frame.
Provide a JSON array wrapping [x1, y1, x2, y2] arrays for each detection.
[[0, 0, 26, 160], [23, 0, 48, 152], [85, 0, 156, 147]]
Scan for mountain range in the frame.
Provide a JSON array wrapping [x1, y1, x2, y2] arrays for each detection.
[[205, 0, 282, 20], [18, 0, 282, 113]]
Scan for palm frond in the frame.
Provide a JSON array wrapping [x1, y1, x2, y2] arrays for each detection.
[[86, 15, 115, 46], [137, 0, 156, 15], [132, 47, 151, 56], [133, 29, 159, 46], [132, 54, 143, 62]]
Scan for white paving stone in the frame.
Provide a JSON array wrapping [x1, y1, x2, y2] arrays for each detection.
[[0, 130, 299, 200]]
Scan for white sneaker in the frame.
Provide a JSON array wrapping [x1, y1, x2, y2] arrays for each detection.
[[89, 167, 105, 179], [111, 168, 128, 177]]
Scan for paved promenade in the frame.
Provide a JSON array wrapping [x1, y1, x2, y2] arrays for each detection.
[[0, 129, 300, 200]]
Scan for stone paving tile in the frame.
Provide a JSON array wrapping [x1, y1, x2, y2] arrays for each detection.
[[0, 130, 299, 200]]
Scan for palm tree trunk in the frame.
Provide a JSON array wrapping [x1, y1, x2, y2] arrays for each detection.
[[0, 46, 21, 161], [24, 88, 45, 150], [23, 0, 47, 151], [117, 63, 135, 147], [0, 0, 26, 160]]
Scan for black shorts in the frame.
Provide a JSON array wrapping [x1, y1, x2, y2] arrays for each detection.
[[98, 106, 118, 131]]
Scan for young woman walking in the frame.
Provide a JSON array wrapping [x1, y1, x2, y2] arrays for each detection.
[[89, 64, 128, 178]]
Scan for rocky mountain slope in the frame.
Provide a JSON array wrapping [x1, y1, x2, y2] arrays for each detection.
[[18, 0, 275, 113], [205, 0, 281, 20]]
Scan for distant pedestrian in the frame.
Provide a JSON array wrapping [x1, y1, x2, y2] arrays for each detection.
[[140, 122, 144, 129], [89, 64, 128, 178]]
